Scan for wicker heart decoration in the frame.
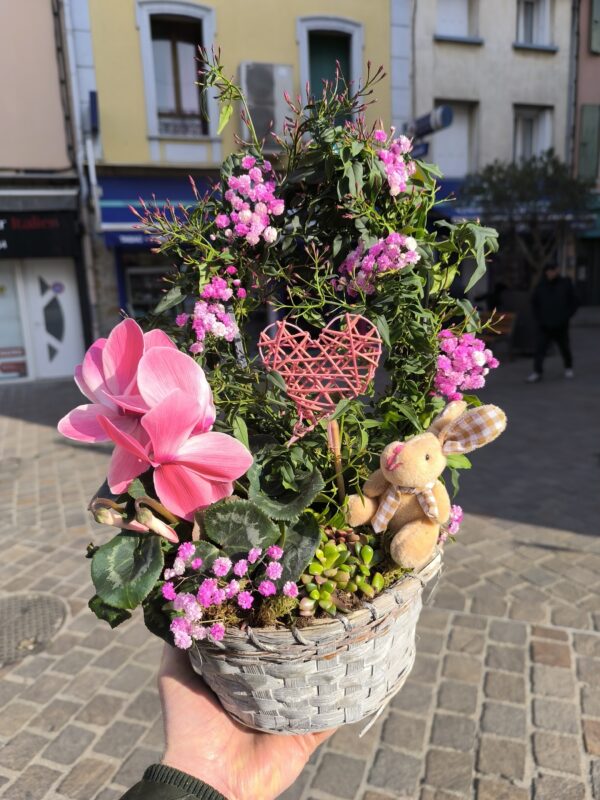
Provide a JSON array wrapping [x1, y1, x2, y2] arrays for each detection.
[[259, 313, 382, 435]]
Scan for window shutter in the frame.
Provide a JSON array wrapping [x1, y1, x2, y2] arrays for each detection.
[[578, 105, 600, 181], [591, 0, 600, 54]]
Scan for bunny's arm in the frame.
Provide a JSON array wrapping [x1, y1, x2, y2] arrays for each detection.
[[363, 469, 389, 498], [433, 482, 451, 523]]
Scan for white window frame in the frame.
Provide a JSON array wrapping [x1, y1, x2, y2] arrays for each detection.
[[513, 105, 553, 160], [435, 0, 479, 39], [296, 16, 364, 107], [516, 0, 552, 45], [136, 1, 218, 141]]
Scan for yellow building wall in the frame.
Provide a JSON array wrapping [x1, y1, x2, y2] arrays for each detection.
[[88, 0, 391, 168]]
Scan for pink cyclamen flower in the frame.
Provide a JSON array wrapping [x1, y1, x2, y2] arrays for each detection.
[[258, 580, 276, 597], [237, 591, 254, 609], [247, 548, 262, 564], [57, 318, 177, 443], [266, 545, 283, 560], [97, 349, 252, 520], [283, 582, 298, 598], [265, 561, 283, 580], [212, 557, 232, 577]]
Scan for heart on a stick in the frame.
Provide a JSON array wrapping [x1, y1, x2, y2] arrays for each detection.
[[259, 314, 382, 436]]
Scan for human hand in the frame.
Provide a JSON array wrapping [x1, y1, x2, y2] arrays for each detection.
[[158, 644, 335, 800]]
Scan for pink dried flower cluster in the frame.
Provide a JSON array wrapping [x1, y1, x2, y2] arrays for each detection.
[[176, 299, 239, 355], [216, 156, 284, 246], [376, 132, 417, 196], [434, 331, 500, 401], [334, 232, 420, 296], [164, 543, 298, 649], [438, 504, 464, 544]]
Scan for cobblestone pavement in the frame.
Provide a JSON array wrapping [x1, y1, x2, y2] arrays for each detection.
[[0, 326, 599, 800]]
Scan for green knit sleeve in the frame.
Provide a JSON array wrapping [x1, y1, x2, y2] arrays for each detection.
[[119, 764, 228, 800]]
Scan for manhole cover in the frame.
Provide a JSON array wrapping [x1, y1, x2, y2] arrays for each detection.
[[0, 594, 67, 667]]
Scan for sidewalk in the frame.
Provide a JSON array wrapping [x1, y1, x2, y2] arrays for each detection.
[[0, 330, 598, 800]]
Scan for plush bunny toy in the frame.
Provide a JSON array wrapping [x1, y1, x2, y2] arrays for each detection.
[[346, 401, 507, 570]]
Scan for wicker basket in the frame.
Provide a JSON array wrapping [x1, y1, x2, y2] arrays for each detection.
[[189, 551, 442, 734]]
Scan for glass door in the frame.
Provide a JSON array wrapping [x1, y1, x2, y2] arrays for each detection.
[[0, 262, 29, 380]]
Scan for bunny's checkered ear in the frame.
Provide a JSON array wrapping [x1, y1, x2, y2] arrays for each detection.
[[428, 400, 468, 437], [441, 405, 507, 455]]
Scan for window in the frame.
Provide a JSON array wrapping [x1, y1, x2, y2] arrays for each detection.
[[430, 102, 477, 178], [513, 106, 553, 161], [297, 17, 363, 108], [516, 0, 551, 46], [136, 1, 217, 142], [151, 16, 206, 137], [591, 0, 600, 54], [436, 0, 478, 39], [578, 105, 600, 181]]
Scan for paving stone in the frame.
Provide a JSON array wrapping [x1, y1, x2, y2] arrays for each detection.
[[123, 690, 160, 724], [94, 720, 147, 758], [95, 791, 123, 800], [391, 680, 433, 715], [582, 687, 600, 716], [532, 664, 577, 698], [0, 701, 37, 737], [58, 758, 116, 800], [592, 760, 600, 800], [531, 625, 569, 641], [420, 789, 458, 800], [418, 608, 450, 630], [42, 724, 95, 765], [76, 693, 125, 726], [472, 595, 508, 617], [64, 668, 109, 701], [486, 644, 526, 672], [489, 620, 527, 645], [410, 654, 439, 684], [369, 747, 421, 795], [31, 699, 81, 734], [328, 719, 382, 759], [531, 639, 572, 668], [583, 719, 600, 756], [437, 680, 478, 714], [79, 629, 114, 651], [448, 627, 485, 655], [452, 613, 487, 630], [92, 646, 133, 671], [20, 674, 65, 704], [51, 649, 92, 676], [532, 697, 579, 733], [312, 754, 365, 798], [430, 712, 475, 751], [424, 748, 473, 795], [484, 670, 525, 703], [573, 633, 600, 657], [105, 665, 153, 694], [551, 607, 591, 630], [577, 657, 600, 687], [477, 736, 526, 780], [417, 630, 445, 655], [0, 731, 49, 770], [442, 653, 482, 685], [533, 731, 581, 775], [5, 765, 62, 800], [532, 774, 586, 800], [476, 777, 530, 800], [509, 601, 547, 623], [382, 712, 426, 752], [480, 702, 526, 738]]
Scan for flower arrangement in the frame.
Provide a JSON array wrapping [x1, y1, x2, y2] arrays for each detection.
[[58, 56, 504, 728]]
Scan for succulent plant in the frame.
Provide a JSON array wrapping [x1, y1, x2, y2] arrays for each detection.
[[299, 527, 386, 617]]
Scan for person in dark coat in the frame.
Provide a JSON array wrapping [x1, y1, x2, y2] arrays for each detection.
[[527, 264, 579, 383]]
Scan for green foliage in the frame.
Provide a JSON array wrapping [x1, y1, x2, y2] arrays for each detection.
[[248, 463, 325, 521], [91, 533, 164, 610], [88, 595, 132, 628], [202, 499, 280, 560], [279, 513, 321, 584]]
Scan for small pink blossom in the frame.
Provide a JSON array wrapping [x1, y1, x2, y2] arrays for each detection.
[[237, 590, 254, 609], [177, 542, 195, 561], [162, 582, 177, 601], [283, 582, 298, 598], [373, 129, 387, 142], [258, 580, 276, 597], [191, 558, 203, 570], [266, 545, 283, 560], [236, 288, 247, 299], [225, 579, 240, 599], [247, 548, 262, 564], [233, 559, 248, 577], [209, 622, 225, 641], [265, 561, 283, 580], [175, 313, 189, 327], [212, 557, 232, 577]]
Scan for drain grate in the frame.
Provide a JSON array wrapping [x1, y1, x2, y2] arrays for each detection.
[[0, 594, 67, 667]]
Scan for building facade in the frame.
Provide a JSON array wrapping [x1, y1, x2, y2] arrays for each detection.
[[573, 0, 600, 303], [0, 0, 89, 382], [64, 0, 394, 334]]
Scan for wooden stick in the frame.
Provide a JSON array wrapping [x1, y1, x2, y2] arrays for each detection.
[[327, 418, 346, 504]]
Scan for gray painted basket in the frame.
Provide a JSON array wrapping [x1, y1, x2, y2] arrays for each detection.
[[189, 551, 442, 734]]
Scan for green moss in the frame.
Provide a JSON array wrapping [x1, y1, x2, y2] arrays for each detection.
[[255, 595, 299, 627]]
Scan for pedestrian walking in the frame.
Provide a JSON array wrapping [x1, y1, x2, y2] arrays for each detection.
[[526, 263, 579, 383]]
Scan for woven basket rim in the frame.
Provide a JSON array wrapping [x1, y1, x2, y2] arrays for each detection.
[[198, 549, 442, 650]]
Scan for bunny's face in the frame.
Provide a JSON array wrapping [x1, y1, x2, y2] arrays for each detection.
[[380, 432, 446, 488]]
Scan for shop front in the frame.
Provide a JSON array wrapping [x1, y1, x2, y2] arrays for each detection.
[[0, 211, 86, 381]]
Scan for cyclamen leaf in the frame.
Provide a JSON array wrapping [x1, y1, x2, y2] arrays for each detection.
[[248, 467, 325, 522], [279, 513, 321, 584], [91, 533, 164, 610], [88, 595, 132, 629], [203, 499, 279, 558]]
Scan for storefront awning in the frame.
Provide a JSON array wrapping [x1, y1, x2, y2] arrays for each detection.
[[98, 175, 211, 247]]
